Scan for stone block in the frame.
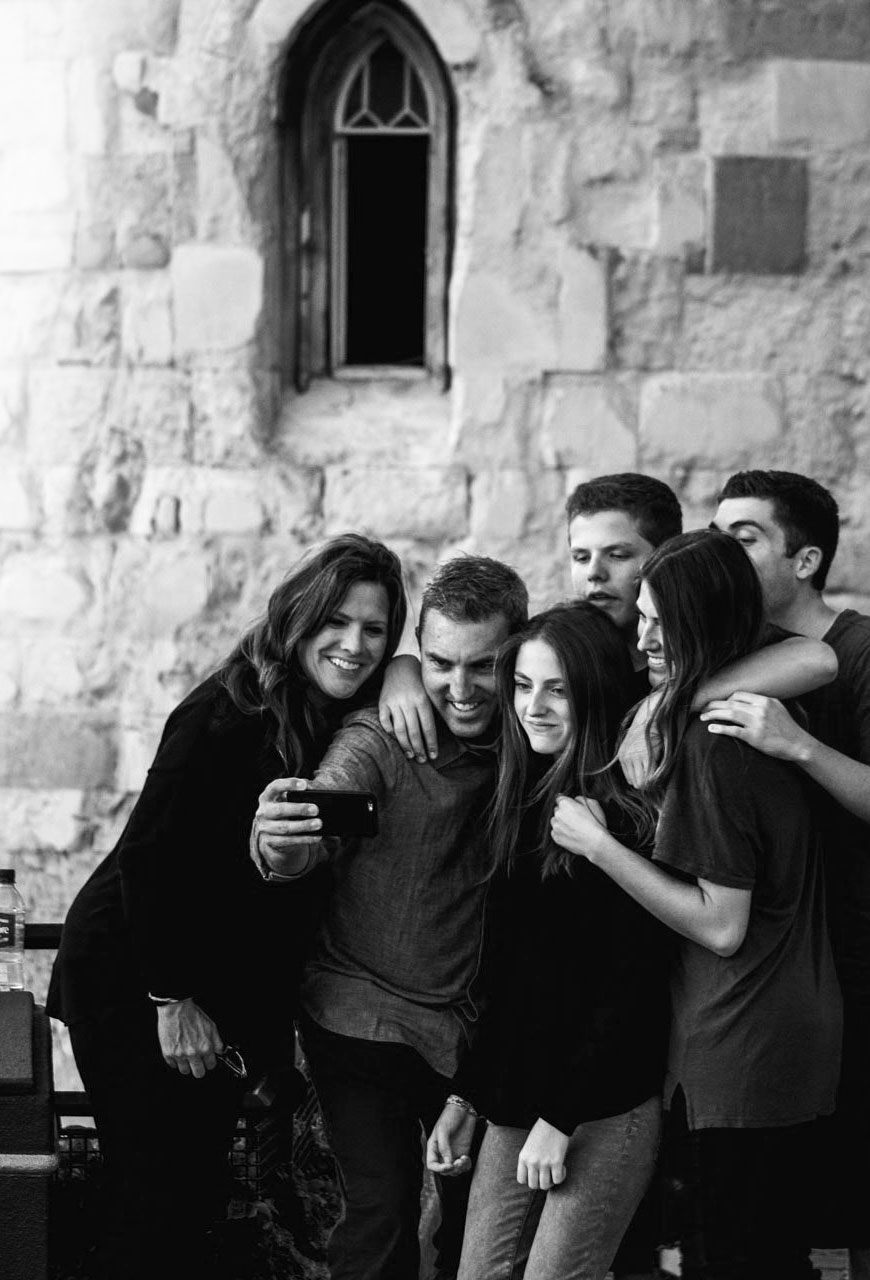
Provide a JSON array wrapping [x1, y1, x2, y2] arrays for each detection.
[[578, 183, 656, 252], [0, 466, 38, 531], [0, 551, 92, 624], [709, 156, 807, 275], [200, 475, 267, 535], [171, 244, 264, 355], [469, 469, 565, 546], [630, 61, 696, 132], [652, 155, 706, 257], [27, 366, 115, 464], [116, 155, 172, 269], [191, 369, 270, 466], [121, 270, 174, 364], [0, 642, 20, 706], [0, 370, 26, 448], [611, 255, 684, 371], [133, 546, 211, 635], [120, 368, 192, 464], [67, 0, 180, 58], [0, 714, 116, 789], [0, 790, 87, 856], [453, 271, 557, 369], [196, 133, 247, 241], [540, 376, 638, 470], [0, 212, 75, 272], [0, 59, 67, 147], [324, 466, 469, 541], [723, 2, 870, 61], [21, 642, 84, 703], [52, 278, 121, 367], [449, 375, 540, 470], [68, 57, 110, 155], [698, 70, 773, 155], [0, 148, 70, 212], [556, 247, 609, 372], [772, 59, 870, 146], [639, 372, 783, 464]]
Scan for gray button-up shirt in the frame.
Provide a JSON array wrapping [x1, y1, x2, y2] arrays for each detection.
[[301, 707, 497, 1078]]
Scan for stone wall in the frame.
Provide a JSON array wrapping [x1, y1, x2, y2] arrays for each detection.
[[3, 0, 870, 1068]]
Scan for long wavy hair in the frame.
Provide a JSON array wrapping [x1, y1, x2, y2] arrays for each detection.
[[218, 533, 406, 773], [637, 529, 765, 800], [489, 602, 650, 878]]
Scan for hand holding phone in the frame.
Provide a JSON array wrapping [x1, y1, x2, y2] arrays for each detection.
[[300, 789, 378, 837]]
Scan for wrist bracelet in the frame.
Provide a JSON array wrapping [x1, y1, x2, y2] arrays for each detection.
[[446, 1093, 478, 1117]]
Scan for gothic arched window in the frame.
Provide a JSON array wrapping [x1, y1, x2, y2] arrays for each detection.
[[281, 3, 454, 389]]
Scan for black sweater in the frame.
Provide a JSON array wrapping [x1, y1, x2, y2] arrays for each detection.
[[456, 812, 670, 1135], [47, 675, 331, 1063]]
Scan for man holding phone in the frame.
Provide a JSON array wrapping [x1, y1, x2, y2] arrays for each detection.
[[253, 555, 529, 1280]]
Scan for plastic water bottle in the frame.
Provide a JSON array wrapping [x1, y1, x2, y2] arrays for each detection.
[[0, 869, 26, 992]]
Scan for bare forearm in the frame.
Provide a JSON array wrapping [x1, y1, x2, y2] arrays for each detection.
[[695, 637, 836, 709], [592, 834, 741, 956], [799, 739, 870, 825]]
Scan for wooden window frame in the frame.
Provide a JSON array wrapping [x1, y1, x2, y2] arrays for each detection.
[[280, 2, 454, 391]]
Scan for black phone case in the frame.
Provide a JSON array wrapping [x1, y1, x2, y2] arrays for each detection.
[[302, 789, 379, 837]]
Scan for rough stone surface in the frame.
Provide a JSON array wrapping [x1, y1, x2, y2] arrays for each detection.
[[0, 714, 116, 789], [772, 59, 870, 147], [324, 466, 469, 541], [3, 0, 870, 935], [171, 244, 264, 355], [640, 372, 783, 464]]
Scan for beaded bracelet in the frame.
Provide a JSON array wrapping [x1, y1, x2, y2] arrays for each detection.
[[446, 1093, 478, 1117]]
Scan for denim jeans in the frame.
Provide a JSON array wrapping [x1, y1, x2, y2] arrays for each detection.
[[458, 1094, 661, 1280], [299, 1014, 472, 1280]]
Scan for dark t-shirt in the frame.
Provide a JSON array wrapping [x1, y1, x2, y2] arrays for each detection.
[[801, 610, 870, 1008], [654, 720, 842, 1130]]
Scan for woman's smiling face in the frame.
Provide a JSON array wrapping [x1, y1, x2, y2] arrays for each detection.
[[513, 638, 575, 756], [297, 580, 390, 700]]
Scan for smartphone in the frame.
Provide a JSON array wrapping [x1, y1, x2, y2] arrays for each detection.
[[297, 789, 379, 838]]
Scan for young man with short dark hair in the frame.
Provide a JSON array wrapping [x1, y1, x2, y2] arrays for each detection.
[[707, 470, 870, 1280], [253, 555, 528, 1280]]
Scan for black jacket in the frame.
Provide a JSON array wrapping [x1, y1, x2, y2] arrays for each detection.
[[47, 675, 330, 1061]]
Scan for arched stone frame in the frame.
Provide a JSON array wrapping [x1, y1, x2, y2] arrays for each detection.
[[278, 0, 455, 390]]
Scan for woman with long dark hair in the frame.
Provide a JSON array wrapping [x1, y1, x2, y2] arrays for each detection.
[[550, 530, 842, 1280], [427, 601, 669, 1280], [47, 533, 406, 1280]]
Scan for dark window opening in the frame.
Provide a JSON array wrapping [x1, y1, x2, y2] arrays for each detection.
[[344, 134, 428, 366]]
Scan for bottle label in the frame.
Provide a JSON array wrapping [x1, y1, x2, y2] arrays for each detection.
[[0, 912, 14, 948]]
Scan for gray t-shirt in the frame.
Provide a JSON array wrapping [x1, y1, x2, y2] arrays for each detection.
[[655, 719, 842, 1130]]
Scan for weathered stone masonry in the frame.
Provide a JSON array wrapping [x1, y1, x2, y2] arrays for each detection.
[[2, 3, 870, 1064]]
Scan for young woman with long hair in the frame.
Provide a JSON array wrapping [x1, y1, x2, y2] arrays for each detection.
[[48, 533, 406, 1280], [427, 601, 670, 1280], [550, 530, 842, 1280]]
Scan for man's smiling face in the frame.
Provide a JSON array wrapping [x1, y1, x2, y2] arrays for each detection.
[[419, 609, 512, 739]]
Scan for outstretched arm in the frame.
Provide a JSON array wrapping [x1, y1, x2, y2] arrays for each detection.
[[696, 635, 837, 706], [619, 637, 837, 787], [550, 796, 751, 956], [701, 692, 870, 825]]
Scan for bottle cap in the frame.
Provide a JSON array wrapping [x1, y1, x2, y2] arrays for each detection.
[[0, 869, 15, 884]]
